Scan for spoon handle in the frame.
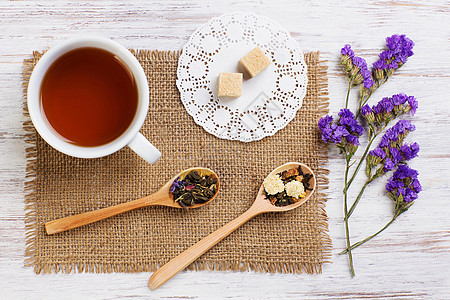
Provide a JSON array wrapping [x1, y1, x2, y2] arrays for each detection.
[[148, 204, 264, 290], [45, 196, 152, 235]]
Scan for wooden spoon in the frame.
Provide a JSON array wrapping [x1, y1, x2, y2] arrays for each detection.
[[148, 162, 316, 290], [44, 167, 220, 235]]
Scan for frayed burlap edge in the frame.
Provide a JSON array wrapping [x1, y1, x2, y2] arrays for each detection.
[[23, 50, 331, 275], [23, 51, 40, 273]]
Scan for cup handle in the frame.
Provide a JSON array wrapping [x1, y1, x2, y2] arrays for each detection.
[[128, 132, 161, 164]]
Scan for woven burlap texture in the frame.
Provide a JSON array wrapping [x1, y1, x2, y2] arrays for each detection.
[[23, 50, 331, 275]]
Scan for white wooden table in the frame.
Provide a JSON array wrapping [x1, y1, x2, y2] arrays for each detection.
[[1, 1, 449, 299]]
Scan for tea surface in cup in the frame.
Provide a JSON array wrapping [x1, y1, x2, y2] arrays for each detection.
[[40, 47, 138, 147]]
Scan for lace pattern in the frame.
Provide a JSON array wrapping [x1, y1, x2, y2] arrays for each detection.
[[177, 12, 308, 142]]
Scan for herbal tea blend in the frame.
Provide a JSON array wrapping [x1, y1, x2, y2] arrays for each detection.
[[263, 166, 313, 206], [170, 171, 218, 208]]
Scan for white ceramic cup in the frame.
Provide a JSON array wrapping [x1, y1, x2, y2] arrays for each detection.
[[27, 36, 161, 164]]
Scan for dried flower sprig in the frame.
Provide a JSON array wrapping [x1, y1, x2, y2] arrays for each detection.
[[344, 95, 418, 192], [346, 120, 419, 218], [373, 35, 415, 82], [366, 119, 416, 172], [358, 34, 415, 113], [340, 165, 421, 254], [361, 93, 418, 139], [341, 45, 374, 108], [319, 34, 417, 276], [319, 107, 365, 276]]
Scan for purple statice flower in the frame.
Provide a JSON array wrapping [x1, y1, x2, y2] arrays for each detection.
[[352, 56, 365, 68], [400, 142, 420, 161], [318, 115, 333, 129], [385, 178, 404, 192], [318, 110, 364, 155], [341, 44, 355, 57], [367, 121, 418, 177], [362, 69, 374, 89], [318, 115, 343, 144], [380, 97, 394, 113], [370, 148, 387, 159], [389, 147, 403, 164], [378, 135, 390, 148], [352, 56, 374, 89], [391, 94, 418, 117], [373, 34, 414, 80], [411, 178, 422, 193], [373, 103, 384, 115], [391, 93, 406, 106], [335, 125, 349, 136], [367, 147, 387, 168], [332, 126, 349, 143], [340, 44, 355, 72], [352, 123, 365, 136], [338, 108, 365, 136], [318, 115, 334, 143], [396, 120, 416, 135], [379, 127, 398, 147], [320, 126, 333, 143], [346, 134, 360, 146], [361, 104, 372, 117], [383, 158, 395, 172], [340, 44, 374, 89], [393, 164, 419, 180], [338, 108, 355, 119], [386, 165, 421, 206], [375, 141, 419, 174], [365, 94, 418, 128], [377, 120, 416, 149], [386, 34, 415, 62], [407, 95, 418, 116], [403, 188, 418, 203], [340, 117, 362, 134]]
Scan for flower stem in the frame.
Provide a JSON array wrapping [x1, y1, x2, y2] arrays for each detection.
[[343, 157, 355, 276], [361, 93, 373, 108], [355, 93, 372, 118], [355, 77, 389, 117], [345, 81, 352, 109], [346, 179, 371, 219], [339, 212, 400, 254], [344, 132, 379, 192]]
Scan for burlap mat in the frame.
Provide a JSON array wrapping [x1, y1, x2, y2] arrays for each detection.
[[23, 50, 331, 274]]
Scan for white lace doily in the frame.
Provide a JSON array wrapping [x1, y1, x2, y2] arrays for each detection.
[[177, 12, 308, 142]]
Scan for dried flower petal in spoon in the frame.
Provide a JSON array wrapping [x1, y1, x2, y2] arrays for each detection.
[[263, 165, 313, 206]]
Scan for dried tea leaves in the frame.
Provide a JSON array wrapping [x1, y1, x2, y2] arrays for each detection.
[[170, 171, 218, 208]]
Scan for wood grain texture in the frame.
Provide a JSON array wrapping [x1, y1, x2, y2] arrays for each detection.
[[0, 0, 449, 299]]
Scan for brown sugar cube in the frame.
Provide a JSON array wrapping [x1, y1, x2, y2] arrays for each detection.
[[218, 72, 242, 97], [239, 46, 271, 77]]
